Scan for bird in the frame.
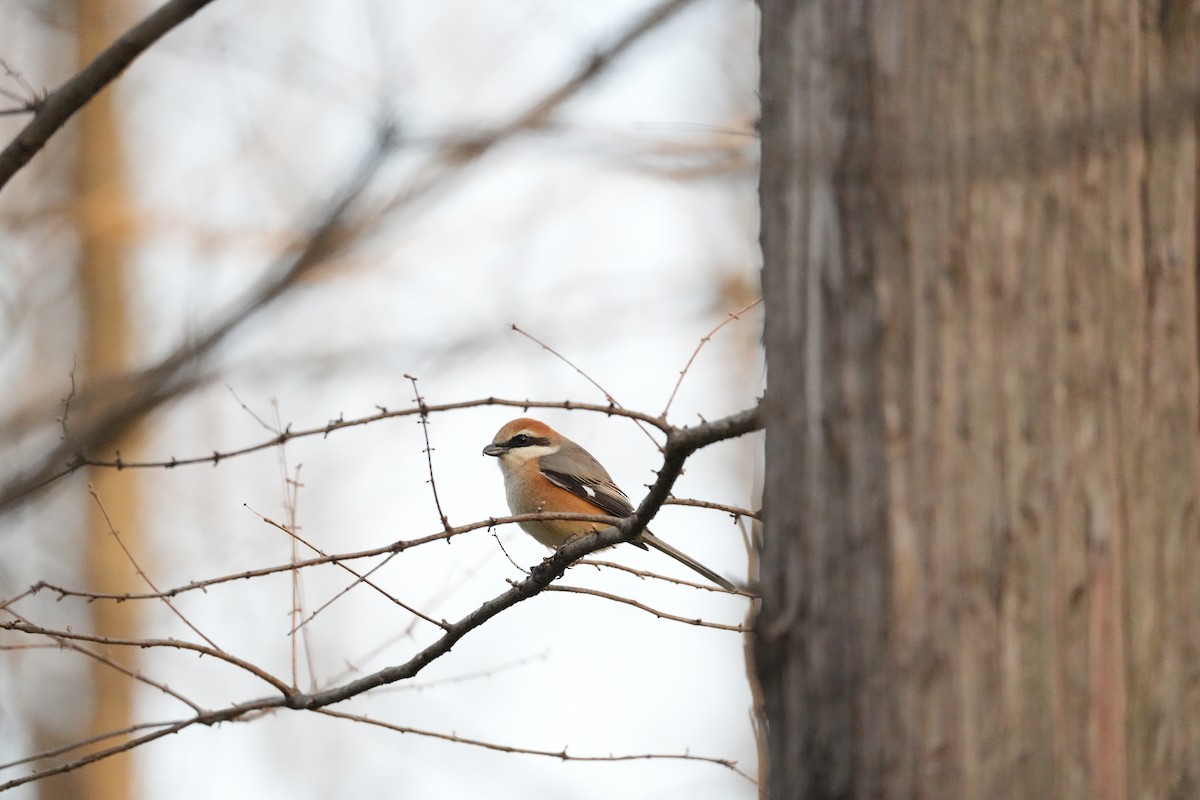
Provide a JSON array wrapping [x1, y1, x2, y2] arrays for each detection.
[[482, 417, 736, 591]]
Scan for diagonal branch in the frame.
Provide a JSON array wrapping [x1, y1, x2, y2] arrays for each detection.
[[0, 0, 219, 192], [0, 125, 394, 512], [0, 0, 704, 516]]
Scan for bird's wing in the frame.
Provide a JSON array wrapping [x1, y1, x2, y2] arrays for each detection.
[[539, 468, 648, 551], [539, 467, 634, 518]]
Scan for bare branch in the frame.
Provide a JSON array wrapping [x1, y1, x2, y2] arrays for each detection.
[[0, 720, 182, 774], [89, 487, 221, 650], [0, 404, 762, 790], [405, 374, 451, 531], [544, 585, 749, 632], [0, 620, 295, 697], [511, 325, 665, 451], [26, 510, 629, 605], [317, 708, 757, 784], [1, 608, 201, 713], [665, 496, 761, 520], [0, 0, 219, 192], [47, 397, 672, 481], [576, 559, 757, 597], [662, 297, 762, 419], [249, 508, 448, 632]]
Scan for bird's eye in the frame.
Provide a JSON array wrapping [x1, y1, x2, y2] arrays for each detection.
[[510, 433, 532, 446]]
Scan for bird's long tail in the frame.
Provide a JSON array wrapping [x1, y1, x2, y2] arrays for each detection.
[[639, 531, 736, 592]]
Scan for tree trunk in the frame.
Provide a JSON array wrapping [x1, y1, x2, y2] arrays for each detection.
[[756, 2, 1200, 798], [54, 2, 142, 798]]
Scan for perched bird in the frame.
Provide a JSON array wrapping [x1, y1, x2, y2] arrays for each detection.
[[482, 418, 735, 591]]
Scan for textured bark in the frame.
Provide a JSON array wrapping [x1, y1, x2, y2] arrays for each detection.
[[757, 2, 1200, 798]]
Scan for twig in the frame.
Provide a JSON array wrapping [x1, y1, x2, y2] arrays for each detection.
[[0, 0, 708, 518], [264, 400, 317, 691], [665, 496, 761, 520], [0, 58, 41, 105], [316, 708, 757, 784], [89, 486, 220, 650], [286, 550, 404, 635], [371, 650, 550, 694], [247, 508, 448, 632], [27, 510, 629, 605], [491, 530, 530, 577], [544, 585, 748, 632], [661, 297, 762, 419], [0, 607, 201, 713], [324, 549, 501, 686], [575, 559, 756, 596], [406, 374, 450, 531], [230, 385, 280, 434], [0, 620, 295, 697], [0, 718, 196, 790], [0, 719, 180, 774], [511, 325, 664, 451], [48, 398, 672, 481], [0, 586, 36, 612]]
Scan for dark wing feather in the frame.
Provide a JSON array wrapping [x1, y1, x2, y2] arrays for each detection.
[[540, 468, 633, 517], [540, 468, 648, 550]]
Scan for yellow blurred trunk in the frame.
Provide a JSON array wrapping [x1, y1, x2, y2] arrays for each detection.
[[40, 2, 143, 798]]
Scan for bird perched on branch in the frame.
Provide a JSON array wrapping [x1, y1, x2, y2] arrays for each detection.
[[482, 418, 735, 591]]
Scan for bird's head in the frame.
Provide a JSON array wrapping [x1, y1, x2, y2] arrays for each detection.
[[482, 418, 562, 465]]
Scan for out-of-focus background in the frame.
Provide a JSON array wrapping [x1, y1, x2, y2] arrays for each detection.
[[0, 1, 761, 798]]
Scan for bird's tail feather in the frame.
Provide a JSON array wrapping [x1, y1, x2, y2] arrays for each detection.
[[639, 531, 736, 592]]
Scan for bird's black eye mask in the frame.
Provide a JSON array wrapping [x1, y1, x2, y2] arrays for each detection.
[[505, 433, 551, 448]]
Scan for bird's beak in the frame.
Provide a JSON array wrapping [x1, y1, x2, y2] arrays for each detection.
[[482, 443, 506, 457]]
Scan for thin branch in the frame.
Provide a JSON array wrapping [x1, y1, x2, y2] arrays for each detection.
[[317, 708, 757, 784], [0, 718, 196, 790], [544, 585, 748, 632], [248, 508, 448, 631], [264, 405, 314, 692], [1, 608, 201, 713], [89, 486, 220, 650], [33, 398, 671, 489], [0, 586, 36, 612], [661, 297, 762, 419], [0, 0, 219, 191], [406, 374, 450, 531], [26, 510, 627, 604], [0, 58, 41, 105], [575, 559, 757, 596], [511, 325, 664, 451], [286, 549, 406, 635], [491, 530, 530, 577], [0, 620, 295, 697], [371, 650, 550, 694], [0, 719, 180, 774], [665, 496, 761, 520]]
